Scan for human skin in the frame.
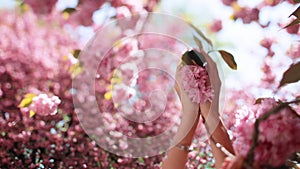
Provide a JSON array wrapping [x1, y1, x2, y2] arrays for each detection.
[[161, 64, 201, 169], [221, 156, 244, 169], [161, 59, 235, 169], [200, 101, 235, 169]]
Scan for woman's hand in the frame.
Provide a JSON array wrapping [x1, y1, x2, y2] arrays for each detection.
[[221, 156, 244, 169], [172, 62, 200, 145], [161, 62, 200, 169], [199, 49, 222, 133], [197, 50, 236, 169]]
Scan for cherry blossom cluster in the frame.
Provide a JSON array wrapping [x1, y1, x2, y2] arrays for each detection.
[[0, 9, 77, 112], [181, 65, 213, 104], [1, 0, 299, 168], [20, 94, 61, 116], [233, 98, 300, 168], [221, 0, 298, 26], [0, 1, 172, 168], [23, 0, 160, 26]]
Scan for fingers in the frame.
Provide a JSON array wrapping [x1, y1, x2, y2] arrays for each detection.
[[221, 156, 244, 169], [199, 49, 221, 89], [198, 49, 222, 118], [174, 61, 186, 100]]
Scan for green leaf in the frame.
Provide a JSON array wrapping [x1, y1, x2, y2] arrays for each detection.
[[294, 0, 300, 3], [62, 8, 76, 14], [289, 6, 300, 19], [138, 157, 145, 165], [218, 50, 237, 70], [1, 132, 6, 137], [63, 114, 71, 122], [189, 23, 213, 48], [279, 61, 300, 88]]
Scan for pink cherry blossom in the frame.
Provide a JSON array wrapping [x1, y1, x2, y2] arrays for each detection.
[[24, 0, 58, 15], [260, 37, 275, 57], [233, 98, 300, 167], [28, 94, 61, 116], [181, 65, 214, 104], [221, 0, 237, 6], [287, 44, 300, 60], [1, 0, 300, 168], [234, 7, 259, 24], [209, 19, 223, 33]]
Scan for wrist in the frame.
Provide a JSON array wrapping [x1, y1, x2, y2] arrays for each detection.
[[175, 143, 193, 153]]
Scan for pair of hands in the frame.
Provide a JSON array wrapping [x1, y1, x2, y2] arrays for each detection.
[[174, 49, 242, 169], [175, 49, 221, 128]]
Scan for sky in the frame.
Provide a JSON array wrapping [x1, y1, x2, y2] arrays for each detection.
[[0, 0, 16, 8], [158, 0, 297, 91]]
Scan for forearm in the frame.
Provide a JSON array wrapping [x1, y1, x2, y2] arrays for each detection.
[[173, 105, 200, 145], [208, 122, 235, 169], [161, 147, 189, 169], [200, 101, 235, 169], [162, 113, 199, 169]]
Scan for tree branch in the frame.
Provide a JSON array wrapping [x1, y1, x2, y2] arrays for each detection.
[[245, 98, 300, 167]]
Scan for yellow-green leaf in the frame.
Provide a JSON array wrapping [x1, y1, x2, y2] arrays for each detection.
[[218, 50, 237, 70], [18, 93, 36, 108], [193, 35, 203, 50], [18, 97, 33, 108], [189, 23, 213, 47], [111, 76, 122, 84], [19, 1, 30, 13], [279, 61, 300, 88], [24, 93, 36, 98], [104, 91, 112, 100], [70, 62, 83, 78], [29, 110, 35, 118], [62, 8, 76, 14]]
